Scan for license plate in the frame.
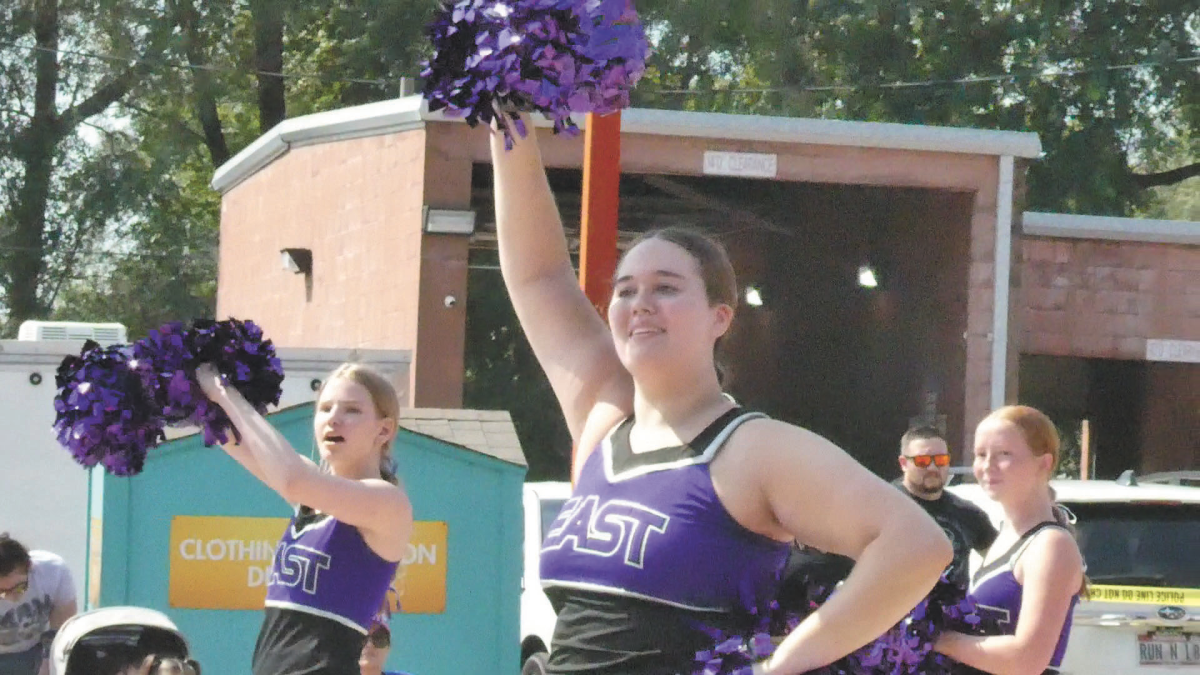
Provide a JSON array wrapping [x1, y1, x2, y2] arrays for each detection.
[[1138, 630, 1200, 665]]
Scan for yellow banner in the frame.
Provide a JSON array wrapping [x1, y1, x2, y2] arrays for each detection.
[[385, 521, 448, 615], [1087, 585, 1200, 607], [168, 516, 447, 614]]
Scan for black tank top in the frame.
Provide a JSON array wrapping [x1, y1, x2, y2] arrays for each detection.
[[251, 607, 365, 675]]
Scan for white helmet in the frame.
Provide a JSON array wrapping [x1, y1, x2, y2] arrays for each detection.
[[49, 606, 191, 675]]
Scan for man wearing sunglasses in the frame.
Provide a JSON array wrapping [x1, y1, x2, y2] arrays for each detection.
[[0, 534, 77, 675], [896, 426, 997, 588]]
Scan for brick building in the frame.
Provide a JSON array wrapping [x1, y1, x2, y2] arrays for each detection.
[[1017, 212, 1199, 474], [211, 96, 1197, 475]]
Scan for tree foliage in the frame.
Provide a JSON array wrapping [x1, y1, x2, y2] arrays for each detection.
[[633, 0, 1199, 213]]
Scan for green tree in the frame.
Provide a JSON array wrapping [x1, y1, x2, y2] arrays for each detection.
[[0, 0, 176, 334], [47, 1, 439, 337], [634, 0, 1199, 214]]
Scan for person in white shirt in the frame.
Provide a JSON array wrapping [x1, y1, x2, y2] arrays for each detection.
[[0, 534, 77, 675]]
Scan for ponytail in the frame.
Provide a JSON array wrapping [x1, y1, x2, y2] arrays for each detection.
[[1049, 486, 1090, 598], [380, 452, 399, 486]]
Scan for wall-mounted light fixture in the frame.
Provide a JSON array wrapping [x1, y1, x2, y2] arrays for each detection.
[[857, 264, 879, 289], [744, 285, 764, 307], [423, 207, 477, 235], [281, 248, 313, 275]]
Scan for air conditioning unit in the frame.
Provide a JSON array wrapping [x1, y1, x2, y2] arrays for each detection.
[[17, 321, 128, 345]]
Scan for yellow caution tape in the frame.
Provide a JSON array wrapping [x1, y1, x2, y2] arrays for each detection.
[[1086, 585, 1200, 607]]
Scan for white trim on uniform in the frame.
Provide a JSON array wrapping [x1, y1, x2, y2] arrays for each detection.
[[263, 600, 369, 635], [602, 412, 767, 483]]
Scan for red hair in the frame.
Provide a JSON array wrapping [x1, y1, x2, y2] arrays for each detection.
[[985, 405, 1060, 471]]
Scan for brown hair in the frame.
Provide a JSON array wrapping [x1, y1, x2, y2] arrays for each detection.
[[621, 227, 739, 381], [985, 405, 1088, 596], [318, 364, 401, 485], [900, 425, 946, 455], [0, 533, 30, 577]]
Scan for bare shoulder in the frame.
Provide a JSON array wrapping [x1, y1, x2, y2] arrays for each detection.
[[1016, 526, 1084, 592], [724, 416, 855, 467], [715, 415, 927, 557], [1024, 527, 1084, 568], [352, 479, 414, 562], [358, 479, 413, 527]]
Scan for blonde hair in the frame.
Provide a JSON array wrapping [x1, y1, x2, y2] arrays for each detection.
[[317, 363, 401, 485], [984, 405, 1087, 596]]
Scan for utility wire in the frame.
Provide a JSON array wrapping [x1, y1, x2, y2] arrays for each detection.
[[651, 55, 1200, 94]]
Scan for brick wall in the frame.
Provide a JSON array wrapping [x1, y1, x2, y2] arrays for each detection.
[[1020, 236, 1200, 472], [1020, 237, 1200, 358], [217, 129, 471, 406], [217, 130, 427, 350]]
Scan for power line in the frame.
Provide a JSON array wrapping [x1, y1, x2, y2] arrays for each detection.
[[651, 55, 1200, 95], [2, 39, 1196, 95]]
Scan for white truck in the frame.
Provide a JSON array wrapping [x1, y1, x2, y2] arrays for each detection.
[[0, 320, 411, 608]]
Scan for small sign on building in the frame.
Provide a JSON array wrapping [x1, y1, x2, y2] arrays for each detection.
[[1146, 339, 1200, 364], [703, 151, 778, 178]]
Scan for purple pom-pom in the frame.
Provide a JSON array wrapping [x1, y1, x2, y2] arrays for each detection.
[[421, 0, 650, 148], [816, 574, 1001, 674], [53, 340, 166, 476], [690, 572, 1000, 675], [133, 318, 285, 446]]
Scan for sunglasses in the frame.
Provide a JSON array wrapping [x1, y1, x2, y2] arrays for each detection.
[[0, 579, 29, 599], [905, 454, 951, 468]]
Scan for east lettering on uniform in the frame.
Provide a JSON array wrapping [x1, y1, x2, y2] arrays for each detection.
[[542, 495, 670, 568]]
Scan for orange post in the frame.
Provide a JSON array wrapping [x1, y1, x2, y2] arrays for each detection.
[[578, 111, 622, 314], [573, 111, 622, 479]]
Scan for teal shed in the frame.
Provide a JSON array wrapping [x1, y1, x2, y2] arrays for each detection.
[[85, 403, 527, 675]]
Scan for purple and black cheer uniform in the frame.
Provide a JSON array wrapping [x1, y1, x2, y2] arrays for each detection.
[[969, 522, 1077, 674], [251, 506, 399, 675], [540, 409, 791, 674]]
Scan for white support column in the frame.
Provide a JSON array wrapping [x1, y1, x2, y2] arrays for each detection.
[[991, 155, 1015, 409]]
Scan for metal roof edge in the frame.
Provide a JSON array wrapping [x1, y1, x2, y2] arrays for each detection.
[[211, 97, 428, 194], [1024, 211, 1200, 246], [212, 95, 1043, 194]]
